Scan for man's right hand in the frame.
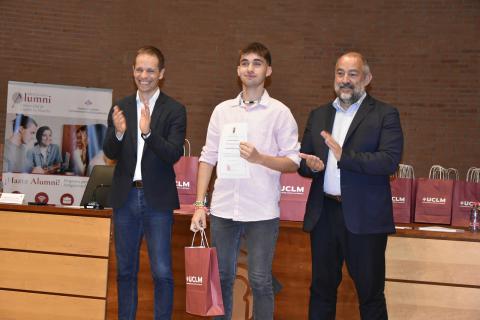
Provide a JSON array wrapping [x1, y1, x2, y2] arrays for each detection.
[[112, 105, 127, 134], [190, 208, 207, 232], [299, 153, 325, 172]]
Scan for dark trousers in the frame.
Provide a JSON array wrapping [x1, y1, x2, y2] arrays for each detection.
[[309, 196, 388, 320]]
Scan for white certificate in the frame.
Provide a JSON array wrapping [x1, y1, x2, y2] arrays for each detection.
[[218, 122, 250, 179]]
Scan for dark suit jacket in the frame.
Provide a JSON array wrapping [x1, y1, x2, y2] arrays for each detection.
[[103, 92, 187, 210], [299, 95, 403, 234]]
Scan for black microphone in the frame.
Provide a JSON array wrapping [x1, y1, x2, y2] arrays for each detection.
[[84, 183, 110, 210]]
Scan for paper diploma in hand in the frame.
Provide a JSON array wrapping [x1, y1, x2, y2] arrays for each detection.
[[218, 122, 250, 179]]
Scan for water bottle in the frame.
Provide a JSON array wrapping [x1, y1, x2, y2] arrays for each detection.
[[469, 202, 479, 232]]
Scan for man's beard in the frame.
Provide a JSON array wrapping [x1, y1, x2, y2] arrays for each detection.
[[335, 83, 364, 106]]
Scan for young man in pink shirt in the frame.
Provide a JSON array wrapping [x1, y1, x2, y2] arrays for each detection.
[[191, 42, 300, 320]]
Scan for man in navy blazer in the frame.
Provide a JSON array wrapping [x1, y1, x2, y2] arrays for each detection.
[[103, 46, 186, 320], [299, 52, 403, 320]]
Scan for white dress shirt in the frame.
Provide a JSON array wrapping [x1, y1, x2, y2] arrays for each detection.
[[133, 89, 159, 181]]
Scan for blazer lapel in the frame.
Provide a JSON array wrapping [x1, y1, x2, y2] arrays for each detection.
[[125, 96, 138, 154], [326, 104, 336, 132], [322, 104, 336, 159], [141, 91, 168, 156], [149, 91, 168, 130], [344, 95, 374, 144]]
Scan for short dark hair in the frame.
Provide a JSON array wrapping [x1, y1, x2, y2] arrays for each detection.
[[239, 42, 272, 66], [134, 46, 165, 70], [12, 114, 37, 133], [35, 126, 51, 144]]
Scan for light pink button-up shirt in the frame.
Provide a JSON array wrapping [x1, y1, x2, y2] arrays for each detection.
[[200, 90, 300, 221]]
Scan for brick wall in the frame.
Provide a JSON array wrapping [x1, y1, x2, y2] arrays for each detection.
[[0, 0, 478, 177]]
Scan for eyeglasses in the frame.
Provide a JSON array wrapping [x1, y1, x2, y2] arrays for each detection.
[[133, 67, 159, 75]]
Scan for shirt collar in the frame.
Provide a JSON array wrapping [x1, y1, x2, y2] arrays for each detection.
[[136, 88, 160, 109], [234, 89, 271, 109], [332, 92, 367, 114]]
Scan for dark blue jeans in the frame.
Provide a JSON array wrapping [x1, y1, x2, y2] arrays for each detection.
[[210, 215, 279, 320], [113, 187, 174, 320]]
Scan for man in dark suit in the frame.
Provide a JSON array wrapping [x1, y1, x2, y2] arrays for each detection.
[[103, 46, 186, 320], [299, 52, 403, 320]]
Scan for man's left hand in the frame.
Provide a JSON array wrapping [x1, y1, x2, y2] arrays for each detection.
[[139, 101, 151, 135], [321, 131, 342, 160], [240, 141, 264, 164]]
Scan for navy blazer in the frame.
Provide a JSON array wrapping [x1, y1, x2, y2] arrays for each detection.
[[299, 95, 403, 234], [103, 92, 187, 210]]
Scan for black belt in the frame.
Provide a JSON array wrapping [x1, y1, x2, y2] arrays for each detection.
[[132, 180, 144, 188], [325, 193, 342, 203]]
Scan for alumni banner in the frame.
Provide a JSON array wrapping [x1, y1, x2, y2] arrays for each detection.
[[2, 81, 112, 205]]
